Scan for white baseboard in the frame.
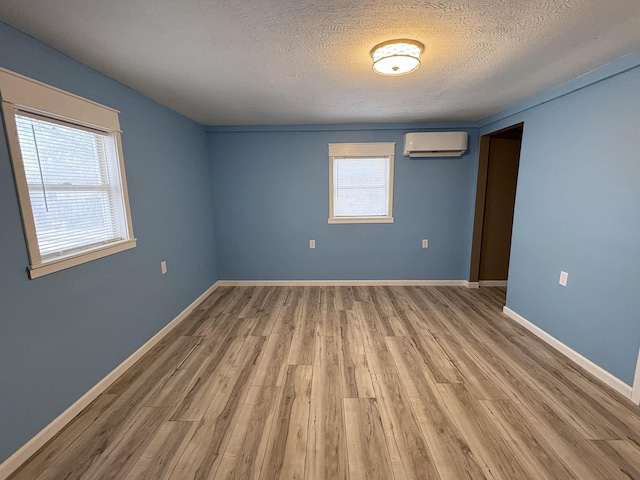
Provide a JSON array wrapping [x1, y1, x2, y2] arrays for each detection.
[[467, 282, 480, 289], [217, 279, 471, 287], [632, 347, 640, 404], [502, 306, 634, 401], [479, 280, 508, 287], [0, 281, 220, 480]]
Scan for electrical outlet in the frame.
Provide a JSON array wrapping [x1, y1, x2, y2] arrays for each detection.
[[559, 270, 568, 286], [161, 261, 167, 275], [309, 240, 316, 249], [422, 239, 429, 248]]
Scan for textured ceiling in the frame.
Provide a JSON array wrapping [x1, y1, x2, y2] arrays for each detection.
[[0, 0, 639, 125]]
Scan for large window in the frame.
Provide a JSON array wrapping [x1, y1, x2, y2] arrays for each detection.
[[1, 68, 135, 278], [328, 142, 395, 224]]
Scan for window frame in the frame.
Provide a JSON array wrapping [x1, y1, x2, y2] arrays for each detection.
[[328, 142, 395, 224], [0, 67, 136, 279]]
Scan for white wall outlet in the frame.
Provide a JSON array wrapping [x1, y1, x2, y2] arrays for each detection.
[[161, 261, 167, 275], [422, 239, 429, 249], [309, 240, 316, 249], [559, 270, 568, 286]]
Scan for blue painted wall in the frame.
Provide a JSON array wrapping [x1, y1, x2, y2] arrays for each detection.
[[0, 23, 217, 462], [480, 52, 640, 385], [208, 125, 478, 280]]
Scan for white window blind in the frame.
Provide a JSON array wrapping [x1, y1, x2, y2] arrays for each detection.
[[15, 112, 128, 261], [328, 142, 395, 224], [1, 66, 136, 278], [333, 157, 390, 217]]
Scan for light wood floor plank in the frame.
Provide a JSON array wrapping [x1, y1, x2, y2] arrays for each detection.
[[479, 399, 578, 479], [168, 336, 266, 480], [437, 383, 531, 480], [337, 309, 375, 398], [124, 421, 198, 480], [238, 286, 270, 318], [401, 288, 507, 400], [509, 396, 630, 480], [32, 334, 199, 480], [334, 286, 355, 311], [270, 305, 297, 336], [382, 286, 419, 315], [282, 287, 304, 308], [173, 287, 238, 337], [368, 286, 408, 337], [252, 333, 294, 387], [30, 399, 140, 480], [498, 318, 640, 443], [260, 365, 312, 480], [11, 286, 640, 480], [415, 290, 628, 479], [196, 287, 238, 314], [214, 385, 279, 479], [371, 373, 441, 480], [421, 311, 626, 479], [287, 289, 318, 365], [105, 335, 201, 397], [441, 327, 628, 476], [8, 394, 118, 480], [169, 336, 246, 422], [386, 336, 487, 480], [79, 406, 170, 480], [433, 287, 624, 441], [344, 398, 395, 480], [248, 287, 287, 336], [316, 294, 340, 337], [319, 285, 335, 307], [305, 336, 349, 480], [354, 301, 397, 374], [351, 286, 371, 302], [140, 338, 207, 408], [591, 439, 640, 478], [221, 286, 258, 317], [394, 308, 462, 383]]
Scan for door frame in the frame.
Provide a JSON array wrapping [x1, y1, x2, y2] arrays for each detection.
[[469, 122, 524, 285]]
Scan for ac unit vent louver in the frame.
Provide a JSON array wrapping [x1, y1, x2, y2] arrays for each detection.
[[403, 132, 468, 157]]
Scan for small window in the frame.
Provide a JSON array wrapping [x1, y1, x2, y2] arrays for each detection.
[[1, 68, 135, 278], [328, 142, 395, 224]]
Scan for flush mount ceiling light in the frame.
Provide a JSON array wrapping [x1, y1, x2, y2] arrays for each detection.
[[370, 39, 424, 76]]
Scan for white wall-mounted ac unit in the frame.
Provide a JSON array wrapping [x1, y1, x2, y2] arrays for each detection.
[[403, 132, 468, 157]]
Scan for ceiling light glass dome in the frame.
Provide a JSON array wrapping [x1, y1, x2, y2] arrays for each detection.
[[371, 39, 424, 76]]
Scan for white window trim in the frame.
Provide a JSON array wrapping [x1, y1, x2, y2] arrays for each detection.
[[0, 67, 136, 279], [328, 142, 395, 224]]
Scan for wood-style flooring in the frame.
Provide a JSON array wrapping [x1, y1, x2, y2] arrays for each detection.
[[9, 286, 640, 479]]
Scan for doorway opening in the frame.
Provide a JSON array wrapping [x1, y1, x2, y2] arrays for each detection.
[[469, 123, 523, 292]]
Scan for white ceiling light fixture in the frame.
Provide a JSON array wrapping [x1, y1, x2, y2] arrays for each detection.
[[371, 39, 424, 76]]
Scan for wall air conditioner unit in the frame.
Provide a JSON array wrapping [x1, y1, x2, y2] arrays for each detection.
[[403, 132, 468, 157]]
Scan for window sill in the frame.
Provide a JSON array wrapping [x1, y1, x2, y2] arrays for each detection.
[[328, 217, 394, 224], [28, 239, 137, 279]]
